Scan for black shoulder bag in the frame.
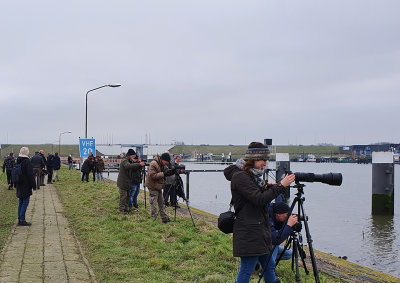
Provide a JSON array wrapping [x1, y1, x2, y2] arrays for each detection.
[[217, 199, 243, 234]]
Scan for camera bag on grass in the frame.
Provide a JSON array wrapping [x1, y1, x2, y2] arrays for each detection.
[[217, 200, 242, 234]]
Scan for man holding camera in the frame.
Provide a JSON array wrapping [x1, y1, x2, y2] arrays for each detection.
[[163, 155, 184, 208], [268, 202, 298, 277], [144, 153, 175, 223], [117, 149, 145, 215]]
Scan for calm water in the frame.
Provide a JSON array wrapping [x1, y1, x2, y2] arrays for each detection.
[[107, 163, 400, 278]]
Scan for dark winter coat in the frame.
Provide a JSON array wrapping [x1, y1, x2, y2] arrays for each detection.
[[2, 155, 15, 172], [130, 160, 143, 184], [53, 155, 61, 170], [16, 157, 36, 198], [46, 155, 54, 169], [81, 158, 93, 173], [224, 164, 286, 257], [96, 158, 105, 172], [30, 153, 45, 169], [117, 157, 142, 190]]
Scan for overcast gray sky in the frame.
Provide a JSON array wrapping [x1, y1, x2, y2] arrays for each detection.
[[1, 1, 399, 146]]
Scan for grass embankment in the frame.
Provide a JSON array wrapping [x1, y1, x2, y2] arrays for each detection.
[[0, 162, 17, 250], [171, 145, 340, 160], [54, 167, 340, 282]]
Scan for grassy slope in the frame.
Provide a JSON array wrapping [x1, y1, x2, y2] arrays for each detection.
[[0, 160, 17, 251], [54, 167, 339, 283]]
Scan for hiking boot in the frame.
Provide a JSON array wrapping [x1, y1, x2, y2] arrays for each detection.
[[174, 204, 181, 209], [133, 204, 139, 209], [162, 218, 171, 224], [18, 221, 32, 226]]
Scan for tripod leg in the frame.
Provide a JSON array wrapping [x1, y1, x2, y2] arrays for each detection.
[[298, 242, 309, 275], [298, 199, 320, 283], [293, 237, 301, 282]]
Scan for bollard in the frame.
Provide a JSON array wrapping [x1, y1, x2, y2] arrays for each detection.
[[372, 152, 394, 215], [276, 153, 290, 200]]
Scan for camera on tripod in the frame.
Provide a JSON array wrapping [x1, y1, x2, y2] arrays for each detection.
[[285, 170, 342, 186], [171, 164, 186, 174], [292, 221, 302, 232]]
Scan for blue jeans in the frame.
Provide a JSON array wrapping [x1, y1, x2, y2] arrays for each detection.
[[96, 172, 103, 182], [273, 245, 292, 261], [68, 162, 72, 170], [128, 184, 140, 207], [18, 196, 30, 222], [236, 254, 276, 283]]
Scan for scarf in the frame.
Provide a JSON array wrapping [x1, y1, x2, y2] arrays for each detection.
[[235, 158, 266, 188]]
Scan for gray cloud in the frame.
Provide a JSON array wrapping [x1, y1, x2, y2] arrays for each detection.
[[1, 0, 399, 146]]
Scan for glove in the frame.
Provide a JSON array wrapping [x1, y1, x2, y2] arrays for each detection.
[[164, 169, 175, 177]]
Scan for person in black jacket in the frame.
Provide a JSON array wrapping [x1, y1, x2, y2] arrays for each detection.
[[81, 157, 94, 182], [15, 147, 36, 226], [2, 152, 15, 190], [224, 142, 295, 283], [30, 151, 45, 190], [52, 152, 61, 182], [46, 154, 54, 184]]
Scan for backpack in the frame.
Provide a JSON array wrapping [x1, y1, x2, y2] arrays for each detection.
[[11, 163, 23, 184]]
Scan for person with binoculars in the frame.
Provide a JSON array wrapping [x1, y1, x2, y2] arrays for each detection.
[[224, 142, 295, 283]]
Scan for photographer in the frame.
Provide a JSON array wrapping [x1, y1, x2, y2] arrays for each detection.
[[128, 154, 145, 210], [163, 155, 184, 208], [224, 142, 295, 283], [268, 202, 298, 278], [117, 149, 144, 215], [144, 153, 174, 223]]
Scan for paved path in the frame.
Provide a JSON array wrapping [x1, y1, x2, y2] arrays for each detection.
[[0, 184, 96, 283]]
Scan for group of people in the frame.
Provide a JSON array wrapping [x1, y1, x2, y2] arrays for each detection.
[[2, 147, 61, 226], [224, 141, 298, 283], [116, 150, 185, 224], [80, 152, 105, 182], [2, 150, 61, 191]]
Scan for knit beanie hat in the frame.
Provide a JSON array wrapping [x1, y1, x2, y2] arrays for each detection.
[[273, 202, 290, 214], [19, 147, 30, 158], [244, 147, 270, 160], [160, 152, 171, 162], [126, 149, 136, 156]]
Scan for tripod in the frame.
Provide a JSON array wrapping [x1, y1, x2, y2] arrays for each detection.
[[158, 172, 196, 227], [276, 183, 320, 282], [276, 229, 309, 281]]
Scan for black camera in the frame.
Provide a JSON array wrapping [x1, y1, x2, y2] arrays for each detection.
[[171, 164, 186, 174], [285, 171, 342, 186], [293, 221, 302, 232]]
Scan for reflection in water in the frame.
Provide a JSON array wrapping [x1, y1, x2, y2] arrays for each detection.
[[363, 215, 398, 275]]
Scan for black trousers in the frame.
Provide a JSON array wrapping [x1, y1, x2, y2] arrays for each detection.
[[81, 172, 89, 182], [163, 184, 177, 206], [6, 169, 14, 187], [47, 168, 53, 183]]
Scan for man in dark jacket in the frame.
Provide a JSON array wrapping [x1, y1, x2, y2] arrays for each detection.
[[68, 155, 73, 170], [117, 149, 145, 214], [52, 152, 61, 182], [269, 202, 297, 279], [128, 154, 145, 209], [39, 150, 46, 185], [30, 151, 45, 190], [46, 154, 54, 184], [2, 152, 15, 190], [15, 147, 36, 226], [81, 157, 93, 182]]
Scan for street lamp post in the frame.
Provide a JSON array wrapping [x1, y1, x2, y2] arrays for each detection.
[[59, 131, 72, 156], [85, 84, 121, 138]]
